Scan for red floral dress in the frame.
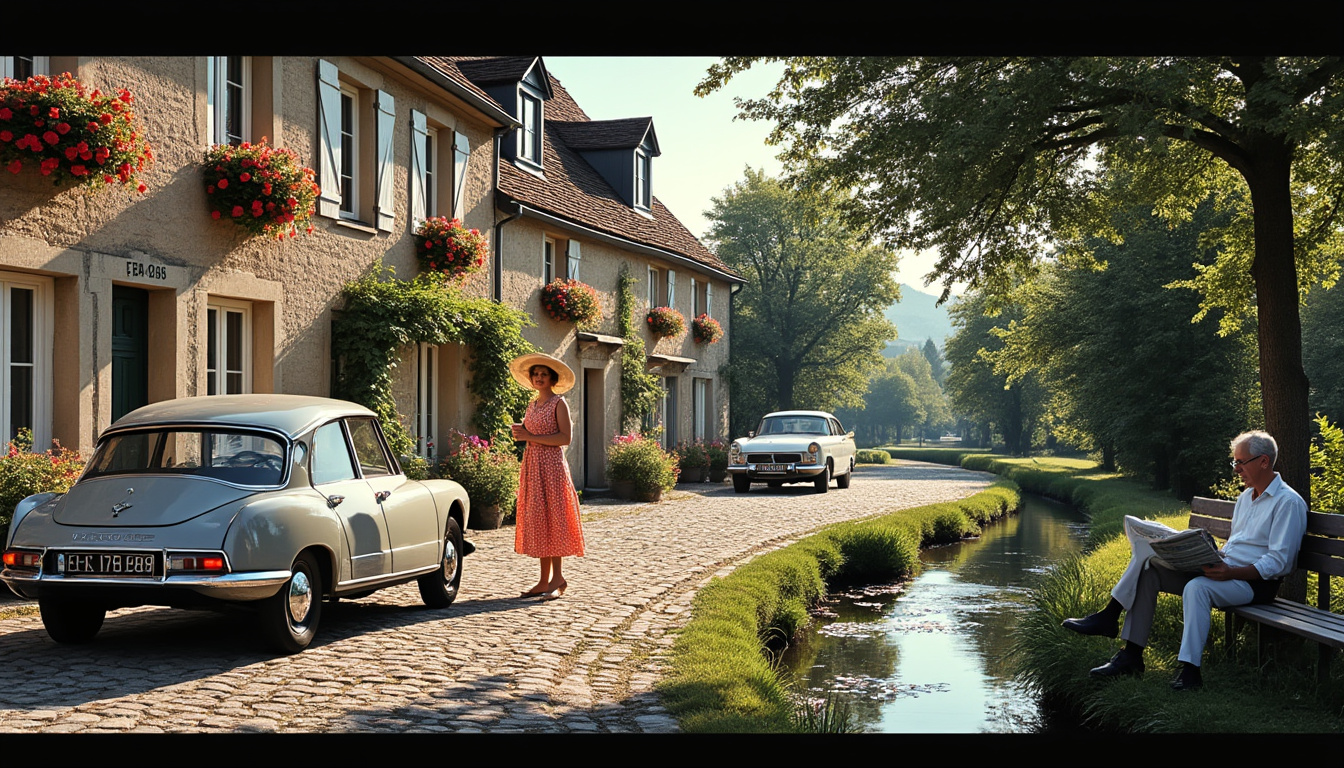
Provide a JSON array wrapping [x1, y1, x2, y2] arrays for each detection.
[[514, 394, 585, 558]]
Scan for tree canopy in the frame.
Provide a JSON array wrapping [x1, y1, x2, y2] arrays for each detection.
[[706, 168, 899, 434], [698, 56, 1344, 503]]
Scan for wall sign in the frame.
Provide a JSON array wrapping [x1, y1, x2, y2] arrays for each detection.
[[124, 259, 168, 281]]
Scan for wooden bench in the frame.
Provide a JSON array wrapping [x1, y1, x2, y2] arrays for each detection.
[[1189, 496, 1344, 681]]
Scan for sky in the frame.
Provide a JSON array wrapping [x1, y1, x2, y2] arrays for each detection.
[[544, 57, 955, 296]]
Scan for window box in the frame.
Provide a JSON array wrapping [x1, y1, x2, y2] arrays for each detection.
[[203, 140, 319, 240], [646, 306, 685, 340]]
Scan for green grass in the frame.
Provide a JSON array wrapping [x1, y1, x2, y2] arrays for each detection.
[[886, 446, 1344, 733], [656, 479, 1020, 732]]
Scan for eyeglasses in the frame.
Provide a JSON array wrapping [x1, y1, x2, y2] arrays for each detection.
[[1229, 455, 1263, 469]]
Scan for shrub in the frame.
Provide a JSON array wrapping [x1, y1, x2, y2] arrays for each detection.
[[691, 313, 723, 344], [646, 306, 685, 339], [414, 215, 488, 281], [540, 278, 602, 328], [606, 432, 678, 494], [1, 72, 153, 192], [203, 139, 319, 239], [0, 429, 84, 534], [856, 449, 889, 464], [1310, 413, 1344, 514], [706, 440, 730, 472], [675, 441, 709, 470], [430, 430, 520, 509]]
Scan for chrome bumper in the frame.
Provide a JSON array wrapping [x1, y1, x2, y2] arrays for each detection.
[[1, 568, 292, 601], [726, 463, 825, 478]]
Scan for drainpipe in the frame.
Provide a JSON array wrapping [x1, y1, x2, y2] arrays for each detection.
[[491, 126, 517, 303], [728, 281, 744, 437]]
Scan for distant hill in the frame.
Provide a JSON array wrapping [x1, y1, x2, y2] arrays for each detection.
[[882, 283, 956, 357]]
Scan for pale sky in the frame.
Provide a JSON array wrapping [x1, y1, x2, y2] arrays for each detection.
[[544, 56, 953, 295]]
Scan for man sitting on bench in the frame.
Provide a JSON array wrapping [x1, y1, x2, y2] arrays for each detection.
[[1061, 430, 1308, 690]]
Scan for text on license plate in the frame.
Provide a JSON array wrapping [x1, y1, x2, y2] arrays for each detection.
[[758, 463, 789, 472], [65, 552, 157, 576]]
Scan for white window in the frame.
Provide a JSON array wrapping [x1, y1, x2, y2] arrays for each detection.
[[693, 378, 711, 443], [666, 269, 676, 307], [316, 60, 394, 229], [567, 240, 582, 281], [635, 149, 651, 209], [0, 273, 52, 447], [692, 278, 700, 317], [693, 279, 712, 318], [662, 376, 678, 449], [415, 343, 438, 460], [206, 299, 252, 396], [338, 85, 359, 218], [705, 283, 713, 317], [648, 267, 660, 308], [1, 57, 49, 81], [543, 237, 556, 283], [207, 56, 250, 146], [519, 89, 542, 165]]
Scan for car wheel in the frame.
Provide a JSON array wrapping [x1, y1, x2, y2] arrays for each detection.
[[732, 475, 751, 493], [419, 517, 464, 608], [814, 463, 831, 493], [259, 550, 322, 654], [38, 597, 105, 644], [836, 460, 853, 489]]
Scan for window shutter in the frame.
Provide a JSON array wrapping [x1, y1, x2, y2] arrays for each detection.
[[452, 131, 470, 220], [409, 109, 428, 228], [691, 278, 699, 316], [648, 267, 657, 307], [706, 284, 713, 317], [567, 240, 581, 280], [667, 270, 676, 306], [316, 60, 343, 220], [374, 90, 396, 232]]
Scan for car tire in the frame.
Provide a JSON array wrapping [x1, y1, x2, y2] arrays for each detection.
[[259, 550, 322, 654], [732, 475, 751, 493], [38, 597, 105, 644], [419, 517, 464, 608], [814, 464, 831, 493], [835, 460, 852, 489]]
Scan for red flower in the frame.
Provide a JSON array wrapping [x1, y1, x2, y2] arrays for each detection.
[[42, 131, 59, 145], [64, 147, 78, 160], [231, 206, 244, 217], [136, 183, 146, 193], [48, 107, 59, 118], [239, 172, 251, 182], [212, 210, 221, 220], [70, 165, 87, 176], [7, 160, 20, 174], [100, 113, 113, 124], [56, 122, 70, 134], [0, 130, 11, 142], [217, 178, 228, 189], [0, 108, 11, 120]]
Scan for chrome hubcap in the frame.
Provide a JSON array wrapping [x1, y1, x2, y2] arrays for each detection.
[[288, 570, 313, 623], [442, 539, 459, 582]]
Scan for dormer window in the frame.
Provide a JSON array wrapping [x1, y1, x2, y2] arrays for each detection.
[[519, 88, 543, 166], [635, 149, 651, 210]]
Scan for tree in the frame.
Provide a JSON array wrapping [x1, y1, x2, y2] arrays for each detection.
[[921, 338, 946, 387], [706, 168, 899, 427], [1303, 281, 1344, 425], [698, 56, 1344, 505], [835, 366, 920, 446], [893, 348, 952, 443]]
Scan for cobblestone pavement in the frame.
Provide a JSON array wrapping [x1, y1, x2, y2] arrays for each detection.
[[0, 461, 991, 735]]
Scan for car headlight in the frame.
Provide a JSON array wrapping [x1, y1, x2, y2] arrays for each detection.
[[808, 442, 821, 454]]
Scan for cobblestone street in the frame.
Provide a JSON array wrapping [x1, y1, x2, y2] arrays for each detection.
[[0, 461, 991, 736]]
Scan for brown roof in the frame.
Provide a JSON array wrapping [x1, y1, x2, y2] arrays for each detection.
[[420, 56, 739, 281], [551, 118, 658, 153]]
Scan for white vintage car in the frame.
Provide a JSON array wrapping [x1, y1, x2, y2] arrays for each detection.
[[727, 410, 857, 494]]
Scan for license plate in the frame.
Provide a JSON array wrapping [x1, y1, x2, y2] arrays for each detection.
[[758, 463, 789, 472], [64, 551, 158, 576]]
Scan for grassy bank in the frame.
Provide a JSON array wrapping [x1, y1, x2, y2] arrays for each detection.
[[655, 479, 1021, 732], [886, 447, 1344, 733]]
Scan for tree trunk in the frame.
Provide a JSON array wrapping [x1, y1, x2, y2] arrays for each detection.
[[1246, 139, 1311, 603], [1101, 441, 1116, 472]]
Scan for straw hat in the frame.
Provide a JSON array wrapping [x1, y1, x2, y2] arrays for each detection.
[[509, 352, 576, 394]]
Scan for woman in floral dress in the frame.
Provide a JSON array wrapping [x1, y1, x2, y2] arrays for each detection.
[[509, 353, 585, 599]]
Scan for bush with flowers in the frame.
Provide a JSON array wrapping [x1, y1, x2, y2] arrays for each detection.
[[692, 314, 723, 344], [415, 216, 489, 281], [606, 432, 678, 496], [430, 429, 520, 510], [1, 429, 84, 537], [705, 440, 730, 473], [675, 440, 709, 471], [646, 306, 685, 339], [540, 278, 602, 328], [203, 140, 319, 240], [0, 72, 152, 192]]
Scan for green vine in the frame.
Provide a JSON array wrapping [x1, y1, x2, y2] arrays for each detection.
[[618, 264, 665, 432], [332, 262, 537, 459]]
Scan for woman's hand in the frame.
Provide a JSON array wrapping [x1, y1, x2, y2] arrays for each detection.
[[510, 422, 531, 442]]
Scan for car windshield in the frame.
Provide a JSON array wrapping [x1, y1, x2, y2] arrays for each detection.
[[83, 429, 287, 486], [756, 416, 827, 436]]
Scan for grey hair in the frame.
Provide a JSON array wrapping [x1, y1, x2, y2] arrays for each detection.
[[1231, 430, 1278, 467]]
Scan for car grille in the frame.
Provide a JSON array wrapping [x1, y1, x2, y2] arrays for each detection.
[[747, 453, 802, 463]]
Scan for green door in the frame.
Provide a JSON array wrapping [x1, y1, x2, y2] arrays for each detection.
[[111, 286, 149, 423]]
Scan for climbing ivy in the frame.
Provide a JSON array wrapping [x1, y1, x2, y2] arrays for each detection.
[[617, 264, 665, 432], [332, 263, 537, 460]]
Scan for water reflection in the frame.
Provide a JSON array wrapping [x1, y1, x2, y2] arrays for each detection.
[[780, 493, 1090, 733]]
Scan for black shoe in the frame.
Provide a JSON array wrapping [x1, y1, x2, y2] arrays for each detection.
[[1170, 665, 1203, 691], [1089, 649, 1145, 678], [1062, 611, 1119, 638]]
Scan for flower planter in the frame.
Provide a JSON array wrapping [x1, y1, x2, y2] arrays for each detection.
[[678, 466, 706, 483], [635, 486, 662, 502], [708, 469, 727, 483], [612, 480, 635, 500], [415, 216, 488, 281], [469, 504, 503, 530]]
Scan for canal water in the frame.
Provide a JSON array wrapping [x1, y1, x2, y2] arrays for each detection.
[[778, 493, 1090, 733]]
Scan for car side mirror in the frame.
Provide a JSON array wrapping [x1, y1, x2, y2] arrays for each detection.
[[847, 431, 855, 438]]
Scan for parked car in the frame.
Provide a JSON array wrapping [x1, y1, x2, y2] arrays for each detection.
[[727, 410, 857, 494], [1, 394, 472, 653]]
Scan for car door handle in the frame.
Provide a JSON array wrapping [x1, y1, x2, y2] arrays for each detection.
[[326, 494, 345, 508], [374, 490, 391, 503]]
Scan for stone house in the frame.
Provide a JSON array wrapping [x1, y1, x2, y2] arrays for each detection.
[[0, 55, 741, 490]]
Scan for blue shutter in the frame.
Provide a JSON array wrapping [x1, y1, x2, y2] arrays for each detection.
[[410, 109, 428, 228], [374, 90, 396, 232], [316, 60, 342, 220]]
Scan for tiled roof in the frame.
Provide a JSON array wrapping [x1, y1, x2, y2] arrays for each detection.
[[453, 56, 540, 86], [422, 56, 740, 281], [413, 56, 504, 108], [551, 118, 657, 153]]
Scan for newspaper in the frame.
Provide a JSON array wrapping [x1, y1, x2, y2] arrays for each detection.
[[1126, 517, 1224, 572]]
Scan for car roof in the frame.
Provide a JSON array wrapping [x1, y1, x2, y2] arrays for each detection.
[[107, 394, 377, 439], [761, 410, 835, 419]]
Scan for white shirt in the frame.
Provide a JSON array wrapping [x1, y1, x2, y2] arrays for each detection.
[[1221, 472, 1309, 580]]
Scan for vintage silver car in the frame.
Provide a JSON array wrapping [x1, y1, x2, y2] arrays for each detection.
[[727, 410, 857, 494], [1, 394, 472, 653]]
